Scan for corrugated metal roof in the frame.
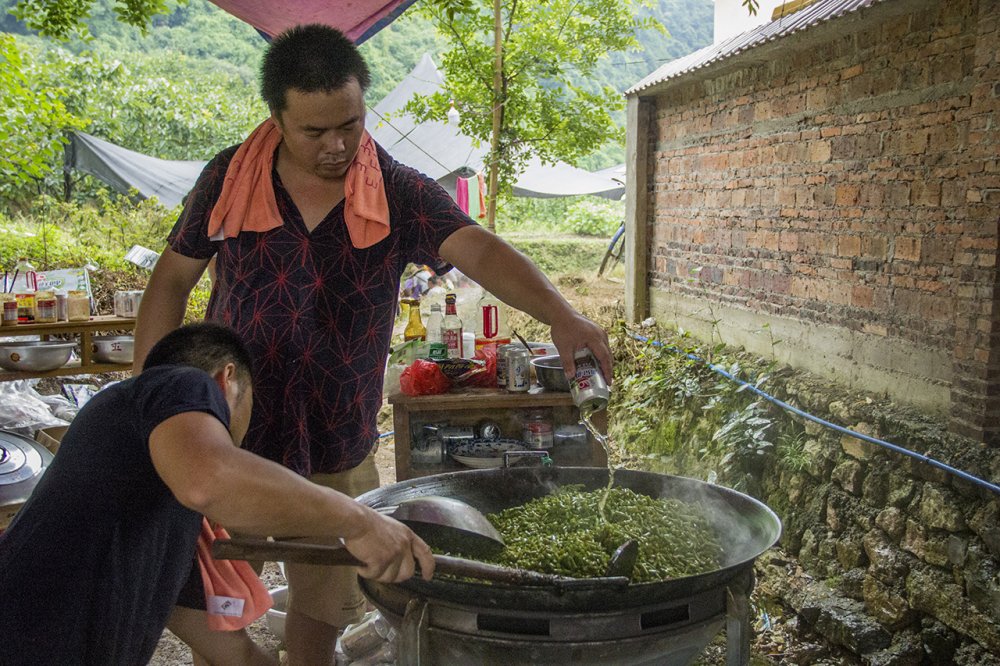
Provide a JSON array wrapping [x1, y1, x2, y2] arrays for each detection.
[[626, 0, 888, 95]]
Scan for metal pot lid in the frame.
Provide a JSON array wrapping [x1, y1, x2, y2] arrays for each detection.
[[0, 430, 53, 506]]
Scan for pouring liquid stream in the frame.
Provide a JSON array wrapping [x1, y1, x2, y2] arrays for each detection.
[[580, 408, 615, 522]]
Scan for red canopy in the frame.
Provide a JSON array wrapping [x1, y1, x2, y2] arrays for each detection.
[[208, 0, 416, 42]]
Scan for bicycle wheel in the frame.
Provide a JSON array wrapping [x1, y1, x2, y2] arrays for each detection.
[[598, 223, 626, 277]]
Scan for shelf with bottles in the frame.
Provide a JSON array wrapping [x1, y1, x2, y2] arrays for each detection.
[[387, 388, 607, 481]]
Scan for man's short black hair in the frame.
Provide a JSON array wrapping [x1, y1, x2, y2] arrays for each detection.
[[143, 322, 253, 385], [261, 24, 371, 113]]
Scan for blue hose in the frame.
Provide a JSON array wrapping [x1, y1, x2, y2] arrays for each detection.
[[629, 332, 1000, 497]]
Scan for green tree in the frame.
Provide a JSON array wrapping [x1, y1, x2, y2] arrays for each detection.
[[9, 0, 176, 38], [0, 33, 262, 212], [0, 35, 84, 205], [406, 0, 663, 230]]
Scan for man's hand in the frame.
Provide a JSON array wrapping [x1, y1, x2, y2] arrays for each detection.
[[342, 509, 436, 583], [549, 310, 613, 383]]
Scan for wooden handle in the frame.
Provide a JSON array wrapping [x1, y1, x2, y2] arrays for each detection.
[[212, 537, 361, 566], [212, 537, 629, 589]]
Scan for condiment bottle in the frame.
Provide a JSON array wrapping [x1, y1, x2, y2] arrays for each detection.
[[13, 257, 37, 323], [67, 290, 90, 322], [0, 294, 17, 327], [521, 408, 554, 449], [442, 293, 463, 358], [425, 303, 443, 344], [55, 290, 68, 321], [403, 299, 427, 341], [474, 290, 511, 349], [34, 290, 57, 323]]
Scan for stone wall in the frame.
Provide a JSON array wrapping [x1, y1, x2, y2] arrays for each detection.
[[753, 372, 1000, 664], [634, 0, 1000, 443]]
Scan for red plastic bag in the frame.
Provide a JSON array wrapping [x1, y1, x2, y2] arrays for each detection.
[[464, 344, 497, 388], [400, 359, 452, 396]]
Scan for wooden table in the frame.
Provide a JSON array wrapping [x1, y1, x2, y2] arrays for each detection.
[[0, 315, 136, 381], [388, 388, 608, 481]]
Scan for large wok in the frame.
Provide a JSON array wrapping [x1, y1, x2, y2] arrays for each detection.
[[356, 466, 781, 613]]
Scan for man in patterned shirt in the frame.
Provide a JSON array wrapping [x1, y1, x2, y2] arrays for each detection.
[[133, 24, 612, 665]]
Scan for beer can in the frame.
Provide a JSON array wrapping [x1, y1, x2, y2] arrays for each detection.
[[506, 347, 531, 392], [495, 343, 516, 389], [570, 349, 609, 414]]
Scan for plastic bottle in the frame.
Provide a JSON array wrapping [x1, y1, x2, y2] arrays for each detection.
[[425, 303, 443, 344], [403, 300, 427, 341], [442, 293, 463, 358], [13, 257, 37, 323], [474, 291, 511, 349]]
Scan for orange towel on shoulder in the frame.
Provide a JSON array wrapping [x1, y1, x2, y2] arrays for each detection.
[[195, 518, 273, 632], [207, 119, 390, 248]]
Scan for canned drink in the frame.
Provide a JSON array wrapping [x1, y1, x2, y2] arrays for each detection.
[[506, 347, 531, 392], [570, 349, 609, 414], [476, 419, 502, 440], [495, 343, 515, 389]]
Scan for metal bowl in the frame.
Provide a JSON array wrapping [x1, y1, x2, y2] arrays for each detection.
[[92, 335, 134, 364], [0, 340, 75, 372], [530, 354, 569, 391]]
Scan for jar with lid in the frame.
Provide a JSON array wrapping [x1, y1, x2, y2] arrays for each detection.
[[521, 408, 554, 450], [34, 290, 57, 323], [0, 294, 17, 327], [67, 290, 90, 322]]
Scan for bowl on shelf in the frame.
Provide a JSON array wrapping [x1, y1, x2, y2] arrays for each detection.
[[450, 438, 529, 469], [92, 335, 134, 364], [530, 354, 569, 391], [0, 341, 75, 372]]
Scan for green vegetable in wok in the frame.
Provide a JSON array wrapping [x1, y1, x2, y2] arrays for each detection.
[[485, 486, 723, 583]]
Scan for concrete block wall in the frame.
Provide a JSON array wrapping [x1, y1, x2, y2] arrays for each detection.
[[639, 0, 1000, 443]]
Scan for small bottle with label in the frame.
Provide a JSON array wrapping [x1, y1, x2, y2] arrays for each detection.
[[34, 290, 57, 323], [521, 408, 554, 449], [13, 257, 37, 323], [425, 303, 443, 344], [442, 293, 463, 358], [403, 299, 427, 341]]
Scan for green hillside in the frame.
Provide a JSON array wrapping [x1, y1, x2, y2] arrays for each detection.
[[0, 0, 711, 169], [1, 0, 709, 101]]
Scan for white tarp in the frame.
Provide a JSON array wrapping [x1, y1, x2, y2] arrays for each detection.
[[369, 53, 626, 200]]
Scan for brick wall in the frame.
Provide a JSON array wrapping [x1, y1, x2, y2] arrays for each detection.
[[638, 0, 1000, 443]]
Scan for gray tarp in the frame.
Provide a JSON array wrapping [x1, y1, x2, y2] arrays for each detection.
[[65, 132, 206, 209]]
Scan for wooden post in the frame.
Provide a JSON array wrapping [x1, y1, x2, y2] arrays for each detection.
[[624, 95, 651, 323]]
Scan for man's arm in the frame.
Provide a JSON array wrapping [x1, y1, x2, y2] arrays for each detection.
[[149, 411, 435, 583], [132, 248, 211, 373], [440, 225, 612, 380]]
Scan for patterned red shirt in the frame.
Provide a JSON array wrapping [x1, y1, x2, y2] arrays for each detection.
[[168, 142, 473, 475]]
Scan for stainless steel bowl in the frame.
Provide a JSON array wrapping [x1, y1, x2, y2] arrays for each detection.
[[530, 354, 569, 391], [92, 335, 134, 364], [0, 340, 75, 372]]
